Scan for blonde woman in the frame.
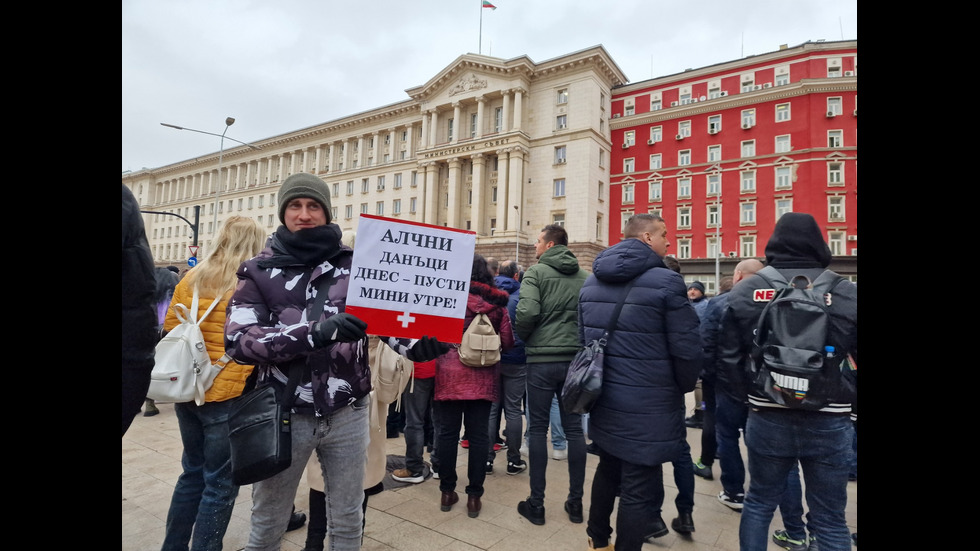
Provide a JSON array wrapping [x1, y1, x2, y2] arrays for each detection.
[[160, 216, 267, 551]]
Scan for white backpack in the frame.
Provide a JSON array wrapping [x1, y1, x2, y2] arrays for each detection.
[[147, 287, 230, 405], [456, 312, 501, 367]]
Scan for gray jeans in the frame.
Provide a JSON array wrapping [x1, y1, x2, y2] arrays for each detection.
[[245, 396, 370, 551], [488, 362, 526, 464]]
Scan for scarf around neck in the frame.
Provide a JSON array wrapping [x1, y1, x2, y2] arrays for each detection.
[[259, 224, 343, 268]]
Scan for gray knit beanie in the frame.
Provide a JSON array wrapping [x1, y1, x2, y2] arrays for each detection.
[[277, 173, 332, 224]]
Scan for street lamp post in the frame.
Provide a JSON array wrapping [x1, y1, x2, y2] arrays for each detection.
[[160, 118, 262, 238], [714, 196, 721, 292], [513, 205, 520, 264]]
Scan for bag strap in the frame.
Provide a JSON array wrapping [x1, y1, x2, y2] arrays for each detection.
[[190, 285, 225, 325], [599, 278, 638, 344]]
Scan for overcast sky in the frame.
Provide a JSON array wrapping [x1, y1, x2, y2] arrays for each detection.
[[121, 0, 857, 173]]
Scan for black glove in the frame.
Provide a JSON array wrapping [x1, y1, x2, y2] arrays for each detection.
[[312, 313, 368, 348], [407, 336, 451, 362]]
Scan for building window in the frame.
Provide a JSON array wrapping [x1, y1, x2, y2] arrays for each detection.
[[555, 145, 567, 164], [828, 196, 845, 221], [650, 99, 662, 111], [553, 213, 566, 226], [741, 140, 755, 157], [377, 176, 385, 191], [410, 197, 417, 213], [775, 135, 791, 153], [649, 180, 662, 201], [345, 205, 353, 219], [708, 86, 722, 99], [707, 237, 720, 258], [679, 120, 691, 138], [467, 188, 472, 205], [649, 126, 662, 143], [828, 162, 844, 185], [740, 235, 757, 257], [679, 91, 692, 105], [741, 109, 756, 128], [596, 215, 603, 240], [679, 149, 691, 166], [360, 203, 368, 214], [678, 207, 691, 229], [649, 153, 662, 169], [411, 171, 418, 187], [258, 195, 264, 207], [557, 88, 568, 104], [598, 181, 604, 201], [361, 179, 369, 193], [828, 130, 843, 148], [775, 198, 792, 220], [623, 184, 634, 204], [554, 178, 566, 197], [828, 231, 844, 255], [494, 107, 503, 132], [375, 201, 384, 215], [624, 158, 635, 173], [776, 103, 791, 122], [827, 97, 843, 116], [599, 149, 605, 168], [677, 239, 691, 259], [775, 72, 790, 86], [625, 130, 635, 146], [707, 173, 721, 196], [394, 173, 402, 189], [678, 177, 692, 198], [741, 170, 756, 193], [708, 204, 720, 227], [827, 64, 842, 78], [447, 118, 454, 141], [775, 166, 792, 189], [624, 100, 635, 116], [708, 115, 722, 134], [389, 198, 399, 215], [741, 75, 755, 93], [708, 145, 721, 162], [741, 202, 756, 224], [330, 207, 337, 221], [556, 114, 567, 130], [621, 210, 634, 233], [491, 186, 498, 203], [332, 183, 339, 197]]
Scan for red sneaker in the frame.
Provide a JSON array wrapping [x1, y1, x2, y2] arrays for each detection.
[[459, 439, 469, 448]]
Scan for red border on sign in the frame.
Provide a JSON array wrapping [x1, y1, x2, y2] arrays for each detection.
[[346, 304, 464, 344]]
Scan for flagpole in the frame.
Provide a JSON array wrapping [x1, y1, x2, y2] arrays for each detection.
[[479, 0, 483, 54]]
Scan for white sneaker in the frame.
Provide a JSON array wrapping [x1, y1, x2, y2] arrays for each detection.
[[552, 448, 568, 461]]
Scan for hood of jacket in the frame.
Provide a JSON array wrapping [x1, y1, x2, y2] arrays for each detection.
[[764, 212, 832, 269], [539, 244, 583, 275], [494, 274, 520, 295], [467, 280, 510, 313], [592, 238, 666, 284]]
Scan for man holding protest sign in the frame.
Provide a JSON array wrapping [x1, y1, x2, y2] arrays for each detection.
[[225, 173, 450, 551]]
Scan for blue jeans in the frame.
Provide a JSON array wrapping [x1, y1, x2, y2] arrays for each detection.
[[779, 462, 809, 542], [586, 446, 665, 551], [550, 396, 567, 450], [525, 361, 586, 506], [162, 400, 239, 551], [715, 391, 749, 496], [246, 397, 370, 551], [488, 362, 526, 464], [402, 377, 438, 474], [739, 409, 854, 551]]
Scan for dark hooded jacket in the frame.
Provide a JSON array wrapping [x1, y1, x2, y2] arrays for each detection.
[[717, 213, 857, 412], [578, 237, 702, 466], [494, 274, 525, 365]]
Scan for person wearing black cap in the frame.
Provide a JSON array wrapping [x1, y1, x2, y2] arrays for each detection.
[[718, 213, 857, 551], [225, 172, 450, 551]]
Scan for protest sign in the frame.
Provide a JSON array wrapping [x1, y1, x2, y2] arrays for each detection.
[[345, 214, 476, 343]]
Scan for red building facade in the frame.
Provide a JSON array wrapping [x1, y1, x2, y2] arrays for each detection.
[[608, 40, 857, 291]]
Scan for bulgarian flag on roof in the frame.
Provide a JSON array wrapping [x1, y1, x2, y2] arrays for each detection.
[[482, 1, 497, 9]]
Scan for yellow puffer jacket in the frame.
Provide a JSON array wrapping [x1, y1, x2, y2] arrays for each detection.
[[163, 278, 255, 403]]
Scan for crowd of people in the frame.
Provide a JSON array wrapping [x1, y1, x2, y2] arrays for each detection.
[[123, 174, 856, 551]]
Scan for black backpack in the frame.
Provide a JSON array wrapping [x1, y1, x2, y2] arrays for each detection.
[[749, 266, 852, 410]]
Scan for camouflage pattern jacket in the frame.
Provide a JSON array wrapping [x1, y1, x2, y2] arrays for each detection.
[[226, 244, 412, 416]]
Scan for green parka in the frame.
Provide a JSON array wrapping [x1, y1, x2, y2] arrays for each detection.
[[514, 245, 588, 363]]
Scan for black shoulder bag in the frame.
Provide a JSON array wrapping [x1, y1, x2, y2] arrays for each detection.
[[561, 279, 637, 414]]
